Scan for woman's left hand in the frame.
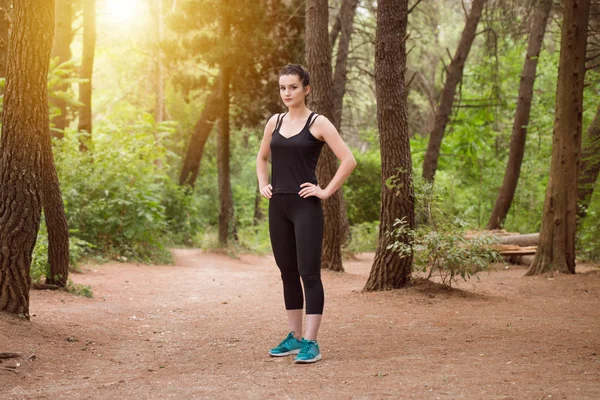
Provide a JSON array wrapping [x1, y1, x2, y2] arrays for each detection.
[[298, 182, 330, 199]]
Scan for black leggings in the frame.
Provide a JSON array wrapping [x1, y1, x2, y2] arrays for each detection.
[[269, 194, 324, 315]]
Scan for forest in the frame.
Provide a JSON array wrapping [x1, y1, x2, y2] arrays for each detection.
[[0, 0, 599, 398]]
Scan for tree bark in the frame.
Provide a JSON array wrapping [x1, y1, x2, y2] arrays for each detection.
[[0, 0, 54, 318], [577, 104, 600, 219], [363, 0, 414, 291], [78, 0, 95, 151], [50, 0, 73, 135], [217, 2, 232, 246], [179, 84, 220, 187], [331, 0, 359, 131], [422, 0, 486, 182], [527, 0, 590, 276], [487, 0, 553, 229], [306, 0, 345, 272], [0, 0, 12, 79]]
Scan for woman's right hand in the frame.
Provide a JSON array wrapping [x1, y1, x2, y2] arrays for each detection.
[[260, 183, 273, 199]]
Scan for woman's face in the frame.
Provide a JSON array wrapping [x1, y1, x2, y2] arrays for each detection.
[[279, 74, 309, 108]]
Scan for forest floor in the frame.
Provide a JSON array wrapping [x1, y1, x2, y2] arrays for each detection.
[[1, 250, 599, 399]]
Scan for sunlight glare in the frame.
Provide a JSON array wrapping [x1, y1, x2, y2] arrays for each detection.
[[106, 0, 141, 22]]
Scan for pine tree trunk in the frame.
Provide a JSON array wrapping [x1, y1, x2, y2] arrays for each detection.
[[527, 0, 590, 276], [0, 0, 54, 318], [577, 104, 600, 219], [179, 85, 220, 187], [331, 0, 358, 131], [487, 0, 552, 229], [306, 0, 345, 272], [363, 0, 414, 291], [50, 0, 73, 136], [78, 0, 95, 151], [422, 0, 486, 182], [217, 2, 232, 246], [0, 0, 12, 79]]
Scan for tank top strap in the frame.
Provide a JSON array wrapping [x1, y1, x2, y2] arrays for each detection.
[[274, 113, 287, 132], [302, 112, 317, 131], [308, 113, 320, 128]]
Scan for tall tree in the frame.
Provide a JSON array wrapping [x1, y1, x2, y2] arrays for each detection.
[[363, 0, 414, 291], [422, 0, 487, 182], [0, 0, 54, 317], [487, 0, 553, 229], [527, 0, 591, 276], [50, 0, 73, 135], [217, 1, 232, 246], [0, 0, 11, 79], [306, 0, 346, 272], [78, 0, 95, 151], [151, 0, 166, 123], [178, 86, 220, 187], [331, 0, 359, 131], [577, 104, 600, 219]]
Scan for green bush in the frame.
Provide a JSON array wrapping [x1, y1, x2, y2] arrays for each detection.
[[345, 149, 381, 225], [388, 176, 502, 288]]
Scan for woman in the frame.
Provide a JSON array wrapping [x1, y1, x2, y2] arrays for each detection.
[[256, 64, 356, 364]]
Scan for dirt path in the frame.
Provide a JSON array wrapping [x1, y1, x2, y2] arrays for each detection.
[[1, 250, 599, 399]]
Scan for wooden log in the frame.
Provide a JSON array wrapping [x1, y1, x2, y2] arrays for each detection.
[[497, 233, 539, 246], [504, 254, 536, 265]]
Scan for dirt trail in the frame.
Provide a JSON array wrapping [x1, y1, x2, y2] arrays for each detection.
[[1, 250, 599, 399]]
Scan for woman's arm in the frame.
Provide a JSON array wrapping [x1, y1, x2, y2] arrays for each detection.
[[256, 114, 278, 199], [299, 116, 357, 199]]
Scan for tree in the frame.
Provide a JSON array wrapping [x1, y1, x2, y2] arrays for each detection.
[[487, 0, 553, 229], [50, 0, 73, 135], [217, 0, 233, 246], [0, 0, 11, 79], [577, 104, 600, 219], [0, 0, 54, 317], [422, 0, 487, 182], [306, 0, 347, 272], [78, 0, 95, 151], [527, 0, 591, 276], [363, 0, 414, 291], [331, 0, 359, 131]]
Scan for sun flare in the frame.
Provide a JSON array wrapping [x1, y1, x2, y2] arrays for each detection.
[[106, 0, 141, 22]]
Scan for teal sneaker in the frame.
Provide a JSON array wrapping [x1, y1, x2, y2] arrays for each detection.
[[294, 340, 322, 363], [268, 332, 304, 357]]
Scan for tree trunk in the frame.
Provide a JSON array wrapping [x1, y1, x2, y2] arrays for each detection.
[[152, 0, 165, 123], [527, 0, 590, 276], [179, 84, 220, 187], [577, 104, 600, 219], [217, 2, 232, 246], [331, 0, 358, 131], [363, 0, 414, 291], [487, 0, 552, 229], [50, 0, 73, 136], [78, 0, 95, 151], [0, 0, 12, 79], [422, 0, 486, 182], [306, 0, 345, 272], [0, 0, 54, 318]]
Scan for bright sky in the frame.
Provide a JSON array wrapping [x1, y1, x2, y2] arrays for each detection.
[[104, 0, 145, 23]]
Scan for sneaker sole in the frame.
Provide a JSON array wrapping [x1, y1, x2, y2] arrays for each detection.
[[268, 349, 301, 357], [294, 353, 322, 364]]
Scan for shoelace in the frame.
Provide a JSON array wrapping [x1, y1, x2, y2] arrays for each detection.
[[279, 334, 298, 348], [299, 342, 316, 355]]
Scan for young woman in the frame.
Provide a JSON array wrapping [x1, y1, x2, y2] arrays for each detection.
[[256, 64, 356, 364]]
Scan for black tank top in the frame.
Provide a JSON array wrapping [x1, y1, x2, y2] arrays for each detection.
[[270, 112, 325, 194]]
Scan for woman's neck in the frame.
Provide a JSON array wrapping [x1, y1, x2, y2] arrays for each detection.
[[286, 104, 311, 120]]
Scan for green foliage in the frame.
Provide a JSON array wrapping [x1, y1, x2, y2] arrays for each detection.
[[54, 117, 177, 263], [388, 177, 502, 288], [345, 148, 381, 225], [31, 216, 93, 284], [344, 221, 380, 255]]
